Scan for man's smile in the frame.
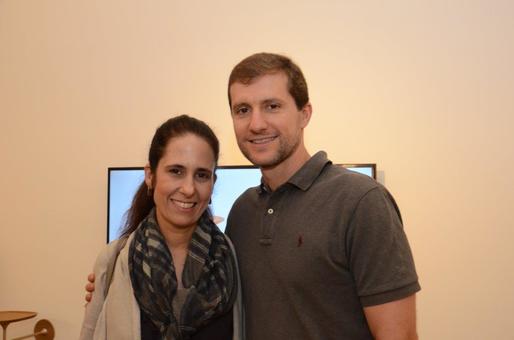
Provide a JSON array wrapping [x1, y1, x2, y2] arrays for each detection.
[[249, 136, 277, 144]]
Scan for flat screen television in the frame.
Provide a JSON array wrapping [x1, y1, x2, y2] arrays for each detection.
[[107, 163, 376, 242]]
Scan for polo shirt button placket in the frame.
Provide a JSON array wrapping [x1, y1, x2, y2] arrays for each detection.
[[259, 206, 276, 246]]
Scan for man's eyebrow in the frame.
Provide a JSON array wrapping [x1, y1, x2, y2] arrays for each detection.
[[262, 98, 282, 104], [232, 102, 248, 110]]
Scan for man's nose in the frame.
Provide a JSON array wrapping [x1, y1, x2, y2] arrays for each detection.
[[248, 110, 268, 132]]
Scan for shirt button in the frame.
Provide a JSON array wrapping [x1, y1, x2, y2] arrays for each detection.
[[267, 208, 274, 215]]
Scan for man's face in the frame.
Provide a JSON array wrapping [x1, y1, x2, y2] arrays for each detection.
[[229, 72, 311, 169]]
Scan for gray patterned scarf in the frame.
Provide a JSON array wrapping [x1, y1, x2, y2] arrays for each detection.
[[129, 209, 237, 339]]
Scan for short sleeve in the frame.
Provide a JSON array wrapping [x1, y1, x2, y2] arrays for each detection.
[[345, 186, 420, 307]]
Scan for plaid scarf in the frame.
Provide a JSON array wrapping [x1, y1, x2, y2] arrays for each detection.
[[129, 209, 237, 339]]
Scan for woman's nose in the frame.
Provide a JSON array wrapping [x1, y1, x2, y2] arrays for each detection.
[[179, 176, 195, 196]]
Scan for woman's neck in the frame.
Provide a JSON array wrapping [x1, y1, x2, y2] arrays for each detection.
[[159, 224, 195, 250], [157, 221, 196, 289], [153, 210, 196, 249]]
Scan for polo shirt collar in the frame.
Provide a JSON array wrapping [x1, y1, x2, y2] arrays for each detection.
[[287, 151, 331, 191], [258, 151, 331, 193]]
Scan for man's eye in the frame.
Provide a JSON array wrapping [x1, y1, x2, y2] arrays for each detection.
[[235, 107, 249, 115], [266, 103, 280, 111]]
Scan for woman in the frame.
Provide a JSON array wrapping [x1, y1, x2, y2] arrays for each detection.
[[80, 115, 243, 340]]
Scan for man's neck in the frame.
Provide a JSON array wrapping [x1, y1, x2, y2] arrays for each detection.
[[261, 146, 311, 191]]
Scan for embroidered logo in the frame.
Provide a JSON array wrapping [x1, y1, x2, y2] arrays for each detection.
[[297, 233, 303, 247]]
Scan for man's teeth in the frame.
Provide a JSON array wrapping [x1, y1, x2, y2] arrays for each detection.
[[251, 137, 275, 144], [174, 200, 195, 208]]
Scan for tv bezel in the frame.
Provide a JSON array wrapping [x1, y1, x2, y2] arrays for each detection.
[[107, 163, 376, 242]]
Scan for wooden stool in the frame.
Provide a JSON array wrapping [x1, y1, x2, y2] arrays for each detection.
[[0, 312, 54, 340]]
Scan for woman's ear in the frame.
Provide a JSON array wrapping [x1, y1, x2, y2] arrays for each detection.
[[144, 164, 153, 189]]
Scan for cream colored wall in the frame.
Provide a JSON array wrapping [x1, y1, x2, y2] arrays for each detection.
[[1, 1, 513, 339]]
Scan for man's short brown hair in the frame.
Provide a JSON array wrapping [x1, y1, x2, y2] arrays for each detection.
[[228, 53, 309, 110]]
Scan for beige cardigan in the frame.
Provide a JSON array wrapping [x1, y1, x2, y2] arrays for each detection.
[[79, 232, 244, 340]]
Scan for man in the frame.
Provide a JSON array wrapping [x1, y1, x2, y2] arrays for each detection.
[[224, 53, 420, 340], [87, 53, 420, 339]]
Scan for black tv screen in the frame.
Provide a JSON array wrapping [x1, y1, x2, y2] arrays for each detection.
[[107, 163, 376, 242]]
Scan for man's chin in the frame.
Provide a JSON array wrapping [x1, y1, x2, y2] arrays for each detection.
[[244, 154, 281, 170]]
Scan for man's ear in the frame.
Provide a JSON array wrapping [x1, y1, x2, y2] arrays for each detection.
[[144, 164, 153, 189], [300, 102, 312, 128]]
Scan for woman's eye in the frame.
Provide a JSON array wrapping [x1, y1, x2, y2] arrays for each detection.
[[196, 172, 212, 181], [169, 168, 182, 175]]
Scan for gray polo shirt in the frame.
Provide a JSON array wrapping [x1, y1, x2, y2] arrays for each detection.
[[226, 151, 420, 340]]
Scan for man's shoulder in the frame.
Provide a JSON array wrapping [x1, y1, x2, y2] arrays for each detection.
[[225, 185, 261, 235], [233, 184, 261, 205], [317, 163, 380, 194]]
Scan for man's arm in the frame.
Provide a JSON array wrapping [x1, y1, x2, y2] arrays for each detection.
[[363, 294, 418, 340]]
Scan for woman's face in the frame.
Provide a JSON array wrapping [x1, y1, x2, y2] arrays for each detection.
[[145, 133, 215, 232]]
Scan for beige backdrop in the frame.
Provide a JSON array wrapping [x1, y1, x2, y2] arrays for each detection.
[[1, 1, 513, 339]]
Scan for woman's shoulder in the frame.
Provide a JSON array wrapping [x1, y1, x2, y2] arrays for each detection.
[[93, 236, 129, 271]]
